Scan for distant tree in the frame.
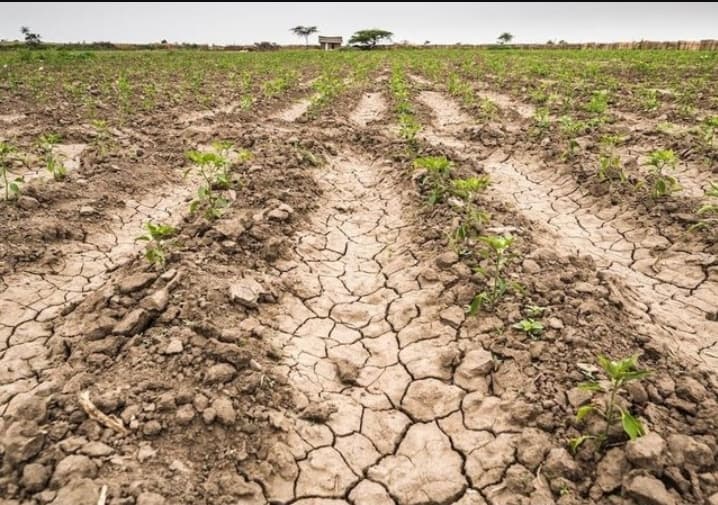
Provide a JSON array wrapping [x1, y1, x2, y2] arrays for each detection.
[[348, 29, 393, 50], [20, 26, 41, 47], [424, 40, 431, 45], [559, 39, 567, 45], [290, 26, 318, 48], [547, 40, 555, 45], [161, 39, 168, 45], [497, 32, 513, 45]]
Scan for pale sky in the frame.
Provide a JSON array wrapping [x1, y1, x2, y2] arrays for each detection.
[[1, 2, 716, 45]]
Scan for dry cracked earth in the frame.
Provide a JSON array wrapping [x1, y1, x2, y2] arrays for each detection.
[[1, 77, 718, 505]]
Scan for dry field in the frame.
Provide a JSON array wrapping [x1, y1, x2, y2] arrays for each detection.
[[1, 47, 718, 505]]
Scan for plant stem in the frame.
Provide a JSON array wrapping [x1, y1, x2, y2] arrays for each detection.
[[603, 380, 618, 444]]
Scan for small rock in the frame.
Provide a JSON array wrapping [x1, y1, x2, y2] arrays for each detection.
[[21, 463, 50, 493], [544, 448, 580, 480], [566, 387, 592, 409], [202, 407, 217, 424], [17, 195, 40, 210], [137, 444, 157, 462], [79, 441, 114, 457], [624, 474, 675, 505], [117, 273, 156, 294], [156, 392, 176, 412], [137, 492, 166, 505], [79, 206, 96, 217], [51, 455, 97, 487], [212, 396, 236, 425], [334, 359, 359, 384], [112, 308, 152, 336], [625, 432, 665, 470], [143, 420, 162, 437], [436, 251, 459, 269], [654, 376, 675, 397], [170, 459, 192, 474], [229, 278, 264, 308], [164, 338, 183, 354], [176, 404, 195, 425], [51, 478, 99, 505], [595, 448, 628, 493], [141, 289, 169, 313], [675, 376, 707, 403], [548, 317, 564, 330], [439, 306, 465, 328], [667, 434, 714, 468], [205, 363, 237, 384], [522, 259, 541, 274], [626, 381, 649, 404], [708, 493, 718, 505], [193, 394, 209, 411], [267, 208, 290, 221]]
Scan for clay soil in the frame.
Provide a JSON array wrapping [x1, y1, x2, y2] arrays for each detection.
[[1, 49, 718, 505]]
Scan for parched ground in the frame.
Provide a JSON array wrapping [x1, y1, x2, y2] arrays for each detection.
[[1, 50, 718, 505]]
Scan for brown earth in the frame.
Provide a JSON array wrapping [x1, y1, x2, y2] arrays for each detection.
[[1, 72, 718, 505]]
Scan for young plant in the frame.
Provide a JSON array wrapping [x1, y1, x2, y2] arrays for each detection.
[[597, 135, 626, 183], [185, 147, 231, 219], [413, 156, 453, 205], [558, 116, 587, 160], [645, 149, 680, 198], [136, 222, 176, 267], [570, 354, 650, 452], [525, 304, 546, 318], [586, 90, 609, 116], [690, 181, 718, 232], [532, 107, 551, 132], [512, 318, 544, 338], [449, 176, 491, 250], [91, 119, 113, 156], [38, 133, 67, 181], [468, 234, 520, 314], [0, 142, 22, 200]]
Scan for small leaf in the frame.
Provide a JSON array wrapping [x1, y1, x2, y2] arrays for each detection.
[[576, 405, 594, 422], [621, 410, 645, 440], [568, 435, 592, 454], [578, 381, 603, 392]]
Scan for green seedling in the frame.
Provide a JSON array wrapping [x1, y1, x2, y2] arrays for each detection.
[[0, 142, 23, 200], [136, 222, 176, 267], [399, 113, 421, 146], [185, 147, 231, 219], [690, 181, 718, 232], [477, 98, 499, 121], [586, 90, 609, 116], [559, 116, 587, 160], [468, 234, 520, 313], [38, 133, 67, 181], [569, 354, 650, 453], [533, 107, 551, 132], [448, 176, 491, 250], [525, 304, 546, 318], [597, 135, 626, 183], [413, 156, 453, 205], [645, 149, 680, 198], [512, 318, 544, 338], [91, 119, 113, 156], [639, 88, 659, 112]]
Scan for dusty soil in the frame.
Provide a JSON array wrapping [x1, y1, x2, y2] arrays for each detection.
[[1, 64, 718, 505]]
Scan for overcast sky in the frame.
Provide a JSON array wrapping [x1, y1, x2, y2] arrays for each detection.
[[1, 2, 716, 45]]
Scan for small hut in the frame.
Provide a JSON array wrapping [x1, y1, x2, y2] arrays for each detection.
[[318, 36, 342, 51]]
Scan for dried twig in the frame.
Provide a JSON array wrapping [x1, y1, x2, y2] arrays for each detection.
[[78, 390, 129, 436], [97, 485, 108, 505]]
